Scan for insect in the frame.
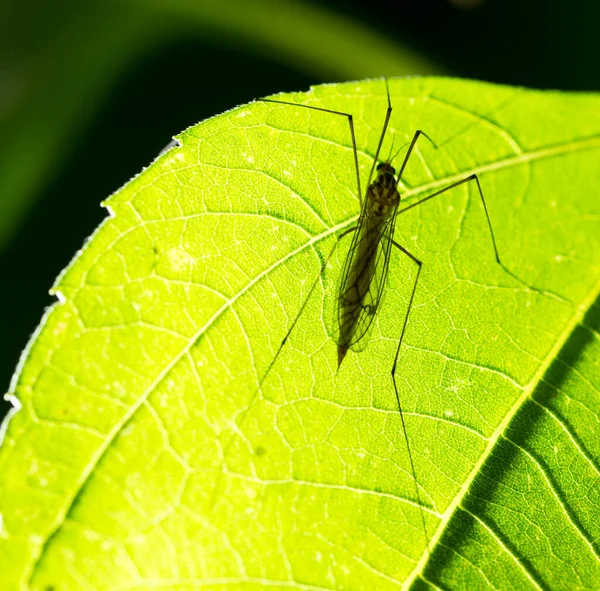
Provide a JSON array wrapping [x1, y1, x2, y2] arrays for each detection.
[[255, 80, 538, 557]]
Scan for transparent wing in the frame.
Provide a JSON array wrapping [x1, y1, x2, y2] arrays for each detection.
[[334, 205, 398, 352]]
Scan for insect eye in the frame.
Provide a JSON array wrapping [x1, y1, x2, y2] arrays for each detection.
[[376, 162, 385, 170]]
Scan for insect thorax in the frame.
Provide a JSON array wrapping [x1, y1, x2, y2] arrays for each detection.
[[368, 162, 400, 218]]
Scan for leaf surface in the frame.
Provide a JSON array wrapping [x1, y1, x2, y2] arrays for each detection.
[[1, 78, 600, 590]]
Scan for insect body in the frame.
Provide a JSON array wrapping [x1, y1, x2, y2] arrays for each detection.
[[336, 161, 400, 367]]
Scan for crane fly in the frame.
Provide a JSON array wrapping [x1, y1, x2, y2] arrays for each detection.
[[257, 80, 532, 557]]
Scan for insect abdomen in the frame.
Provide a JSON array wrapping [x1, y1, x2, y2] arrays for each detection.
[[337, 219, 383, 364]]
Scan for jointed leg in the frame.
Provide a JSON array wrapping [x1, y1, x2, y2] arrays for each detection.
[[259, 98, 364, 207], [395, 130, 437, 183], [389, 239, 431, 553], [259, 226, 357, 387], [399, 173, 541, 292], [260, 77, 394, 208]]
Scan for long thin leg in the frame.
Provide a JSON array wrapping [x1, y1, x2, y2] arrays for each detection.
[[259, 98, 364, 207], [399, 173, 538, 291], [259, 226, 357, 386], [389, 239, 431, 554], [396, 129, 437, 183], [260, 77, 393, 208]]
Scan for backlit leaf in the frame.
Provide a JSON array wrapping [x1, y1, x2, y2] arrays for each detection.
[[1, 78, 599, 590]]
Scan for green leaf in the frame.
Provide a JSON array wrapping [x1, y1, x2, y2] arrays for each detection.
[[1, 77, 600, 590]]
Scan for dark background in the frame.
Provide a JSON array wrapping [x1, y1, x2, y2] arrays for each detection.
[[1, 0, 598, 420]]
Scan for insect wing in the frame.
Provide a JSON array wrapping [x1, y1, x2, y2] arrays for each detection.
[[335, 207, 397, 352]]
